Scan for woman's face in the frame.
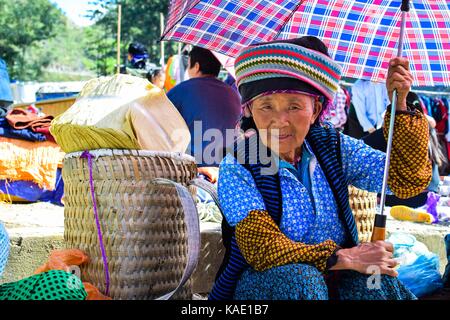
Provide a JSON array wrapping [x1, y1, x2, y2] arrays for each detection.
[[251, 92, 322, 156]]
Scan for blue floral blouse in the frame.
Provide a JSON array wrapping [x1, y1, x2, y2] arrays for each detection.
[[218, 133, 390, 247]]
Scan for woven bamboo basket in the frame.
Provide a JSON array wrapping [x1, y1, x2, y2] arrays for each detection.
[[62, 149, 197, 300], [348, 185, 377, 243]]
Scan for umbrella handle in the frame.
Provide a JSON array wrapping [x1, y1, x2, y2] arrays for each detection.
[[371, 0, 410, 243], [371, 92, 397, 242]]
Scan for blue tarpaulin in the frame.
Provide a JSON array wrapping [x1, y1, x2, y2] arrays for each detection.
[[0, 58, 13, 103]]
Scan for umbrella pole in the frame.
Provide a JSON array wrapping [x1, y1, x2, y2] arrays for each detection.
[[371, 0, 410, 242]]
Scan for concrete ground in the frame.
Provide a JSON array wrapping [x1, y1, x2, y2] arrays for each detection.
[[0, 202, 65, 284]]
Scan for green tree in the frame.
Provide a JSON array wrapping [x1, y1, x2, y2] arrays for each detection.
[[0, 0, 64, 80], [30, 20, 98, 82], [88, 0, 180, 75], [83, 21, 117, 76]]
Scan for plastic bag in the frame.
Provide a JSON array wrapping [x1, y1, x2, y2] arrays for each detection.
[[425, 191, 440, 223], [82, 282, 112, 301], [34, 249, 89, 274], [397, 253, 443, 297], [35, 249, 111, 300], [443, 234, 450, 288], [388, 232, 444, 297]]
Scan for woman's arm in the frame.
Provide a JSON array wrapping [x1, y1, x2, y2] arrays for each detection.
[[341, 107, 432, 198], [382, 107, 432, 198], [235, 210, 338, 272], [341, 108, 431, 199], [219, 155, 338, 273], [342, 58, 432, 198]]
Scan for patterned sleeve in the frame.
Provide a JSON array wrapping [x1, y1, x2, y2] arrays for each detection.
[[217, 154, 266, 227], [382, 109, 432, 199], [235, 210, 338, 272], [341, 108, 432, 198]]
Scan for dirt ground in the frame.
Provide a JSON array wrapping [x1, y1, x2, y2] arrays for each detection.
[[0, 201, 64, 231]]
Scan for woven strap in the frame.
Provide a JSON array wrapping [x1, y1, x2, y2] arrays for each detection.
[[152, 178, 201, 300], [188, 178, 222, 212]]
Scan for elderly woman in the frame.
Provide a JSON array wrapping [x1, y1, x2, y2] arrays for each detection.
[[209, 36, 431, 300]]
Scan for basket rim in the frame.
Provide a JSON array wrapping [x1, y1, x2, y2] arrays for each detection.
[[64, 149, 196, 162]]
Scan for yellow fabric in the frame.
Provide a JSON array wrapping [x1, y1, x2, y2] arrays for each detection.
[[383, 109, 432, 199], [235, 210, 338, 272], [0, 193, 29, 203], [50, 74, 190, 153], [0, 137, 64, 190]]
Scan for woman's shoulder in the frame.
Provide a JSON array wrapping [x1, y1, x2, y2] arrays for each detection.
[[219, 153, 245, 172], [218, 153, 255, 183]]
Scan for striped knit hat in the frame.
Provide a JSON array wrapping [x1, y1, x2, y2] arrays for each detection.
[[235, 37, 342, 104]]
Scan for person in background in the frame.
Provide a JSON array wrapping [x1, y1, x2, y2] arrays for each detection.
[[327, 85, 348, 131], [345, 79, 390, 139], [147, 69, 166, 90], [121, 42, 149, 78], [224, 72, 238, 93], [167, 46, 241, 183]]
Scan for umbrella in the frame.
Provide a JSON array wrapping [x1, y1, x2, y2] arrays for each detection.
[[162, 0, 450, 87], [162, 0, 443, 241]]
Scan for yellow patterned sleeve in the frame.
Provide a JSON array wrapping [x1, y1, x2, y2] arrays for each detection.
[[383, 108, 432, 199], [235, 210, 338, 272]]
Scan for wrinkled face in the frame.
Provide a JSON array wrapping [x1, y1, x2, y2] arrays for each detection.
[[251, 92, 322, 156]]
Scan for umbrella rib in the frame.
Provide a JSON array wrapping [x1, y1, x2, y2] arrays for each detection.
[[160, 0, 203, 41], [358, 3, 392, 82], [273, 0, 307, 40]]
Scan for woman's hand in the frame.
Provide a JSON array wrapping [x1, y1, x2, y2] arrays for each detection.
[[331, 241, 399, 277], [197, 166, 219, 184], [386, 57, 414, 112]]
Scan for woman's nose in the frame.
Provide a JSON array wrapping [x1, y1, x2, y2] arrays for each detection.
[[271, 110, 290, 126]]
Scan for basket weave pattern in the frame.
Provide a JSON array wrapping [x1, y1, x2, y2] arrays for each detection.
[[348, 185, 377, 243], [63, 150, 197, 300]]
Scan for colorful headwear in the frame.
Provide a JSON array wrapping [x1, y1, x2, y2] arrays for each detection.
[[235, 38, 342, 104]]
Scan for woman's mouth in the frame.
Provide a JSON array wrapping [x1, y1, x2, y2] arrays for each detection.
[[276, 134, 293, 141]]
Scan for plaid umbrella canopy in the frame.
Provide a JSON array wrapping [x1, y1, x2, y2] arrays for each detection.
[[162, 0, 450, 86]]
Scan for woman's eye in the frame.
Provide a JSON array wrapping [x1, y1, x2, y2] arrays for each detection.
[[260, 105, 272, 110], [288, 105, 302, 110]]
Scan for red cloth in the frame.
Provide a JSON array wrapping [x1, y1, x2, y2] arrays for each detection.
[[34, 127, 56, 143], [435, 99, 448, 134], [6, 109, 53, 133]]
